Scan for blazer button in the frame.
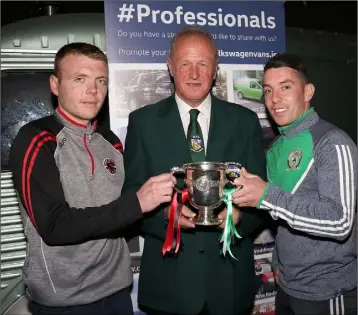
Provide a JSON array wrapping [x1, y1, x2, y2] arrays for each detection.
[[199, 249, 205, 254]]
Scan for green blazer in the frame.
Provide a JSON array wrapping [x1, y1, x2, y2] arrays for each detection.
[[123, 95, 267, 315]]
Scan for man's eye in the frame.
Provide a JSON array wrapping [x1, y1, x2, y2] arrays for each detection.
[[75, 77, 84, 82], [98, 79, 108, 85]]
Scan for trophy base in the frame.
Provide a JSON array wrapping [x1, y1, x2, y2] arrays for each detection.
[[193, 216, 223, 226]]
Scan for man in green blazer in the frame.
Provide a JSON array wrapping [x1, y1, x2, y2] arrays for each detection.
[[123, 27, 267, 315]]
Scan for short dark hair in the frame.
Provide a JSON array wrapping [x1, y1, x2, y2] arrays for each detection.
[[169, 26, 219, 62], [264, 53, 309, 83], [54, 42, 107, 78]]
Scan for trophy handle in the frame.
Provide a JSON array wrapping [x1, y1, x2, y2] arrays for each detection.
[[170, 166, 185, 193], [224, 162, 242, 186]]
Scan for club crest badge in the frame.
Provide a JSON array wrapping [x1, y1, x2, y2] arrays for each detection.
[[190, 136, 203, 152], [287, 149, 302, 170], [103, 158, 116, 175]]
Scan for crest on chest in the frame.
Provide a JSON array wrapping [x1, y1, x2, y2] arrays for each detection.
[[190, 136, 204, 152], [287, 149, 303, 170], [103, 158, 117, 175]]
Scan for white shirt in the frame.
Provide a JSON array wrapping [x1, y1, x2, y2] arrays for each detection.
[[175, 93, 211, 153]]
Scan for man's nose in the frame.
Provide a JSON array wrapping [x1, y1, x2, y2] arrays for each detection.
[[86, 82, 98, 94], [189, 65, 199, 79], [271, 90, 281, 103]]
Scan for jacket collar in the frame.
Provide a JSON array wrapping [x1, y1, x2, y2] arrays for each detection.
[[55, 107, 97, 136], [156, 94, 231, 162], [176, 93, 211, 122], [278, 107, 319, 137]]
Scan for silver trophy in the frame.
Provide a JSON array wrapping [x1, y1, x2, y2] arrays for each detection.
[[170, 161, 241, 226]]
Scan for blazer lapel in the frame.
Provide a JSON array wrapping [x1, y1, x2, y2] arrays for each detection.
[[206, 97, 231, 162], [158, 96, 192, 164], [157, 95, 233, 164]]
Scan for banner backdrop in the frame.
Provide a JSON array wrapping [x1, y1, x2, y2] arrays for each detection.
[[104, 1, 285, 314]]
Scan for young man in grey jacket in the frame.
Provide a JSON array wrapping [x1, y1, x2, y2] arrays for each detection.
[[10, 42, 174, 315], [232, 53, 357, 315]]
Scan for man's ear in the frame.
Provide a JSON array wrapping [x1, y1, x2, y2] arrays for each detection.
[[213, 64, 218, 81], [304, 83, 315, 103], [167, 57, 174, 77], [50, 75, 59, 96]]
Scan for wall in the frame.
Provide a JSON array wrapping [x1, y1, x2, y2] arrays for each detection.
[[286, 27, 357, 143]]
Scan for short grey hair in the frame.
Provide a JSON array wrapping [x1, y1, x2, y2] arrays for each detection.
[[169, 26, 219, 62]]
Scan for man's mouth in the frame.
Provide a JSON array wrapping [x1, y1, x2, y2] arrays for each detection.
[[273, 108, 286, 113]]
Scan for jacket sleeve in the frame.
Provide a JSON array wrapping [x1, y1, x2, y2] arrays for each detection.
[[237, 114, 269, 239], [103, 129, 124, 153], [258, 130, 357, 241], [122, 112, 168, 241], [271, 243, 279, 270], [10, 124, 143, 246]]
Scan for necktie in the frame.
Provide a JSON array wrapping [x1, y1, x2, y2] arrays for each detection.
[[187, 109, 205, 162]]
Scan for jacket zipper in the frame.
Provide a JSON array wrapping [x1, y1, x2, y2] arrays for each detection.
[[83, 134, 94, 175]]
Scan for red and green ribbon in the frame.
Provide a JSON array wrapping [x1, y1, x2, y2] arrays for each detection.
[[163, 186, 241, 259]]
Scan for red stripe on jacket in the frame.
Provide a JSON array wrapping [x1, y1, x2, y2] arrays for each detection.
[[113, 142, 123, 153], [22, 131, 56, 228]]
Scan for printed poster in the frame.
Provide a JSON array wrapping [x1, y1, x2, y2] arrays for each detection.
[[104, 2, 285, 313]]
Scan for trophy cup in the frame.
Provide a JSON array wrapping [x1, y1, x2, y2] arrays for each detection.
[[163, 161, 242, 257], [170, 161, 241, 226]]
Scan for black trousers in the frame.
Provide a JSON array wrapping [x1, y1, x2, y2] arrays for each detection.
[[141, 303, 253, 315], [276, 286, 357, 315]]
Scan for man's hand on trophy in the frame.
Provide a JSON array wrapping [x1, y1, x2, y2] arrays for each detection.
[[217, 206, 241, 229], [164, 205, 196, 228], [232, 167, 267, 208], [137, 173, 175, 213]]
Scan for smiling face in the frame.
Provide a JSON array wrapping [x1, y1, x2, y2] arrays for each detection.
[[50, 54, 108, 125], [167, 35, 218, 107], [262, 67, 315, 127]]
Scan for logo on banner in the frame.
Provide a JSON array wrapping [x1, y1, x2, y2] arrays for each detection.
[[103, 158, 117, 175], [190, 136, 203, 152], [287, 149, 302, 170]]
